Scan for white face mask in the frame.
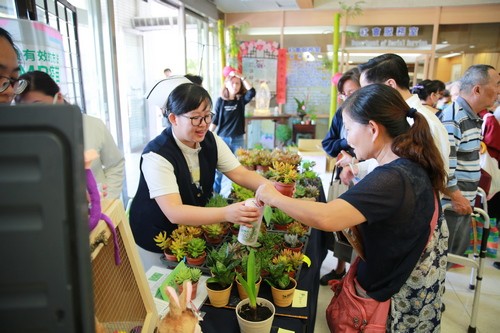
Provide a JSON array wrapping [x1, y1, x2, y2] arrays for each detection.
[[52, 93, 58, 104]]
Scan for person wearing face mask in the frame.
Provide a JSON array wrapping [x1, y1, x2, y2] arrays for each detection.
[[129, 82, 270, 271], [0, 28, 27, 105], [210, 67, 255, 196], [14, 70, 125, 199]]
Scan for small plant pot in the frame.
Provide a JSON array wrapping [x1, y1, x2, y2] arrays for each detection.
[[283, 241, 304, 253], [186, 251, 206, 266], [236, 297, 275, 333], [163, 251, 178, 262], [177, 280, 198, 301], [270, 278, 297, 307], [273, 223, 290, 231], [204, 233, 224, 245], [206, 282, 233, 307], [273, 182, 295, 197], [256, 165, 270, 173], [236, 276, 262, 300]]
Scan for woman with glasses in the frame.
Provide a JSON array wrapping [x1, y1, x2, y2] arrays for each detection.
[[14, 71, 125, 200], [129, 82, 270, 271], [0, 27, 27, 104]]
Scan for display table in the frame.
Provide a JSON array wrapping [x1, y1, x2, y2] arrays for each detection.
[[200, 189, 329, 333]]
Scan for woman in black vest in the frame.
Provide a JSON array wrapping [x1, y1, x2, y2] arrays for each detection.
[[130, 83, 270, 270]]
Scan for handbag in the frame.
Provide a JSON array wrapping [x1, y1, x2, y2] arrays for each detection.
[[326, 257, 390, 333], [479, 149, 500, 199]]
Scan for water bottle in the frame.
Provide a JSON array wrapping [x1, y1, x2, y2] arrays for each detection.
[[237, 198, 264, 246]]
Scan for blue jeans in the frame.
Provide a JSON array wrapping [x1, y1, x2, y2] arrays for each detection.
[[213, 135, 244, 195]]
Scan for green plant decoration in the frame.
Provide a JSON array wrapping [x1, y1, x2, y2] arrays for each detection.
[[270, 208, 294, 226], [202, 223, 224, 238], [174, 265, 202, 285], [230, 183, 255, 202], [206, 193, 229, 208], [275, 124, 292, 147], [187, 237, 206, 258], [265, 262, 290, 290], [236, 249, 258, 313], [206, 243, 240, 288]]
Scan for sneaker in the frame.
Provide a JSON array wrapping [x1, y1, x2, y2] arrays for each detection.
[[449, 263, 465, 269], [493, 262, 500, 270], [320, 269, 346, 285]]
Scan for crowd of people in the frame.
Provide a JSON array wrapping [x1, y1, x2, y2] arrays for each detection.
[[2, 24, 500, 332]]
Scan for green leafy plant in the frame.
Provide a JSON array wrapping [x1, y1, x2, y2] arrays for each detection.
[[284, 221, 307, 247], [202, 223, 224, 238], [230, 183, 255, 202], [174, 265, 202, 285], [206, 243, 240, 288], [170, 235, 191, 261], [187, 237, 206, 259], [265, 262, 290, 289], [206, 193, 229, 208], [270, 208, 294, 226], [236, 249, 259, 312], [275, 124, 292, 147]]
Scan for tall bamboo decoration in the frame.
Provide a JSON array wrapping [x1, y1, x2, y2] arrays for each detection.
[[218, 19, 226, 85], [329, 13, 340, 125]]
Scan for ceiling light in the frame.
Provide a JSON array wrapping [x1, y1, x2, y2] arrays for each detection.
[[469, 45, 476, 48], [441, 52, 462, 58]]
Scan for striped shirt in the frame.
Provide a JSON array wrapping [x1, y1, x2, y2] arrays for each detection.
[[440, 96, 483, 204]]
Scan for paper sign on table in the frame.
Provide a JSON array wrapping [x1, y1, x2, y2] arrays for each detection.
[[292, 289, 308, 307]]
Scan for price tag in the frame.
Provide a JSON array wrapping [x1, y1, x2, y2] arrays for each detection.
[[278, 328, 295, 333]]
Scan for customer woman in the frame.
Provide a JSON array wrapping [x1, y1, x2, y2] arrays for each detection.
[[129, 82, 269, 270], [256, 84, 449, 332], [210, 68, 255, 195], [411, 79, 446, 115], [14, 70, 125, 199]]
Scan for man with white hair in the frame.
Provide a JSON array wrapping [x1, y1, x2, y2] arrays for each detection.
[[440, 64, 500, 262]]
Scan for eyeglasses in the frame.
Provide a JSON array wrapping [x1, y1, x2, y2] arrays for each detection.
[[180, 112, 214, 126], [0, 76, 28, 94]]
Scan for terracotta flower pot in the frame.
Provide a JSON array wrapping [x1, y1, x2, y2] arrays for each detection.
[[163, 251, 178, 262], [178, 280, 198, 301], [283, 241, 304, 253], [273, 181, 295, 197], [186, 251, 206, 266]]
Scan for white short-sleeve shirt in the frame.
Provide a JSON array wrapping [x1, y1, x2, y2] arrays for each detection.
[[141, 131, 240, 198]]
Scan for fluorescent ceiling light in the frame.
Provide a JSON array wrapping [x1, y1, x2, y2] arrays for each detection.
[[441, 52, 461, 58]]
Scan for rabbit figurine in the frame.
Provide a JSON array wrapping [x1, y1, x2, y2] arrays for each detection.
[[157, 281, 202, 333]]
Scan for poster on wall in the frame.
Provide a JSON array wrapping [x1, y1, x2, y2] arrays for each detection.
[[241, 40, 279, 94], [0, 18, 67, 92]]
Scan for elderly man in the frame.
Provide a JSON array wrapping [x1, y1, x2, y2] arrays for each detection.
[[440, 64, 500, 261], [0, 28, 26, 104]]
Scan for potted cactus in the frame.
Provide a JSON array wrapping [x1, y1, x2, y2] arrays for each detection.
[[154, 231, 177, 262], [267, 161, 297, 197], [201, 223, 225, 245]]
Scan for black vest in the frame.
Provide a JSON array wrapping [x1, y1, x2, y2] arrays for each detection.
[[129, 127, 217, 252]]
